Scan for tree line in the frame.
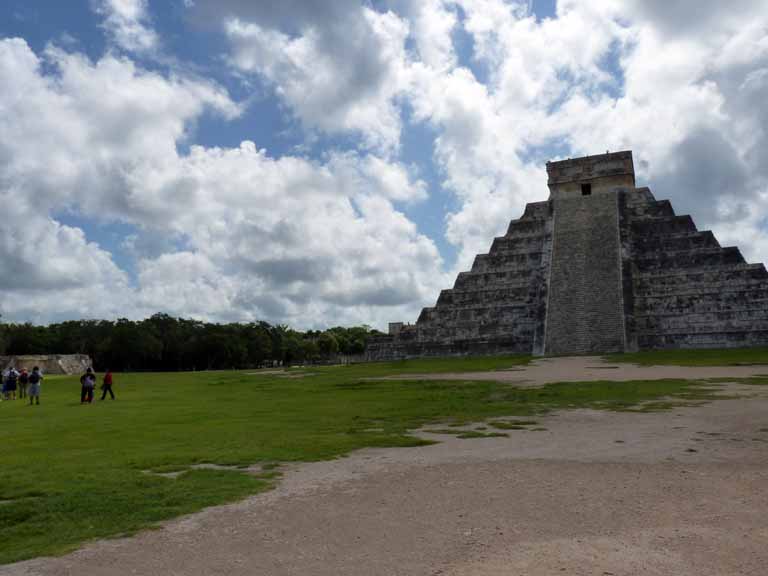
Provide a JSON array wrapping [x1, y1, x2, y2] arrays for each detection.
[[0, 313, 381, 371]]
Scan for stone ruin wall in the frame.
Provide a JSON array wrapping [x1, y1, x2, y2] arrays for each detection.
[[366, 151, 768, 360], [1, 354, 92, 375]]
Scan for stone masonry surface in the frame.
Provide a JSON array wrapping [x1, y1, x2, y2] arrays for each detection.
[[0, 355, 92, 375], [544, 194, 625, 355], [365, 151, 768, 359], [624, 188, 768, 349]]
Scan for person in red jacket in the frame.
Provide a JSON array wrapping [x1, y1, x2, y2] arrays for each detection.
[[100, 369, 115, 400]]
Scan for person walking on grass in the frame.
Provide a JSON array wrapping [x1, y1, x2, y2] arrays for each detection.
[[5, 367, 18, 400], [18, 368, 29, 399], [28, 366, 42, 405], [100, 369, 115, 400], [80, 367, 96, 404]]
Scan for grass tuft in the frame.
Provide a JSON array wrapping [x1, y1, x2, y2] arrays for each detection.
[[455, 431, 509, 439], [605, 348, 768, 367], [488, 420, 538, 429]]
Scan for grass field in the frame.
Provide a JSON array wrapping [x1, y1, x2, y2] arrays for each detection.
[[0, 354, 737, 565], [605, 347, 768, 366]]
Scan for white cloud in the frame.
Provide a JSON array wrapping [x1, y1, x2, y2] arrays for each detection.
[[623, 0, 768, 37], [135, 252, 241, 319], [130, 141, 445, 325], [406, 0, 459, 71], [0, 38, 446, 328], [0, 39, 239, 220], [0, 36, 236, 321], [0, 188, 133, 322], [223, 6, 411, 153], [95, 0, 159, 54], [326, 153, 428, 203]]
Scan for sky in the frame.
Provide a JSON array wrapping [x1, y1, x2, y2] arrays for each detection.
[[1, 0, 767, 329]]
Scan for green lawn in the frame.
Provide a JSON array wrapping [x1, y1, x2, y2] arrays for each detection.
[[0, 355, 731, 564], [605, 347, 768, 366]]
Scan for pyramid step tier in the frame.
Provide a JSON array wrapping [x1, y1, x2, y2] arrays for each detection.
[[638, 331, 768, 349], [437, 287, 542, 306], [633, 247, 746, 271], [632, 230, 720, 251], [631, 215, 697, 235], [453, 268, 545, 290]]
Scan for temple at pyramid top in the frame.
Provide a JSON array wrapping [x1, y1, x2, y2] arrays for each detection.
[[546, 151, 635, 199], [367, 150, 768, 359]]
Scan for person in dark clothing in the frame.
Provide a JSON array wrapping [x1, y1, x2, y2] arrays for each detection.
[[100, 369, 115, 400], [18, 368, 29, 399], [5, 368, 18, 400], [80, 367, 96, 404], [28, 366, 42, 405]]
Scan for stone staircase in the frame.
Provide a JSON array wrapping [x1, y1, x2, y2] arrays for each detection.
[[544, 193, 626, 355]]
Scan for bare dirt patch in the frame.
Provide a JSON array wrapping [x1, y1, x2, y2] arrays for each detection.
[[4, 360, 768, 576]]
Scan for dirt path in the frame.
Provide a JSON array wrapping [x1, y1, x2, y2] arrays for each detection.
[[376, 355, 768, 386], [4, 361, 768, 575]]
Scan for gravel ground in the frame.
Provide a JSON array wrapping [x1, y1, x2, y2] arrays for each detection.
[[4, 358, 768, 576]]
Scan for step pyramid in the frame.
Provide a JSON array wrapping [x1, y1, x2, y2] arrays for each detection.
[[366, 151, 768, 359]]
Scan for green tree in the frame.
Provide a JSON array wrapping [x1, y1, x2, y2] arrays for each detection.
[[302, 339, 320, 363], [246, 325, 273, 367], [317, 332, 339, 358], [0, 317, 7, 355], [281, 332, 305, 365], [106, 319, 163, 371]]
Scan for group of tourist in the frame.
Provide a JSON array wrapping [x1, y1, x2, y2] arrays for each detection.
[[1, 366, 43, 404], [1, 366, 115, 405], [78, 367, 115, 403]]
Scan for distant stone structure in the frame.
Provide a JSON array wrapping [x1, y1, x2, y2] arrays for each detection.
[[1, 354, 92, 375], [367, 151, 768, 359]]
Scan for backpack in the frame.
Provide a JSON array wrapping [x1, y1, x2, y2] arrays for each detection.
[[29, 372, 40, 384], [19, 372, 29, 384]]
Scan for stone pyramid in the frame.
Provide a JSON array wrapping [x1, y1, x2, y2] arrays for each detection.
[[367, 151, 768, 359]]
